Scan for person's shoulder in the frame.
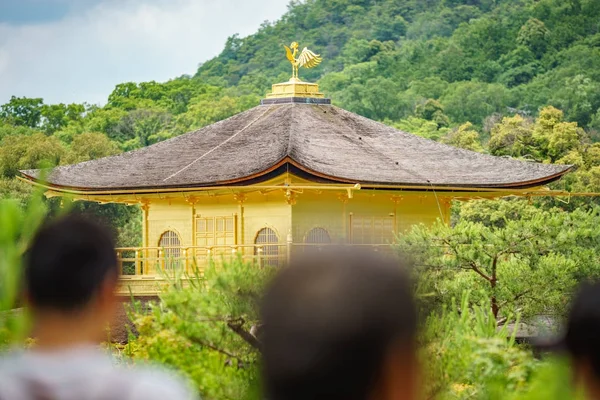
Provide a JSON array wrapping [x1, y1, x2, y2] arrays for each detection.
[[0, 350, 24, 371], [120, 365, 199, 400]]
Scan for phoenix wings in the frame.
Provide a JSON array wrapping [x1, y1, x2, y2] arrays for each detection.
[[284, 42, 322, 80], [297, 47, 322, 68]]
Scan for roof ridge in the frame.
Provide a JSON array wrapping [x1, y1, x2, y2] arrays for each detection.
[[162, 106, 274, 182], [286, 104, 300, 156]]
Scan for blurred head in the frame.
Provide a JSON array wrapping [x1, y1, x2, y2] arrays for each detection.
[[562, 282, 600, 396], [290, 41, 299, 49], [260, 249, 418, 400], [24, 214, 118, 328]]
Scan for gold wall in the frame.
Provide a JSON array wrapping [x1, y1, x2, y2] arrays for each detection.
[[145, 188, 450, 250], [292, 190, 450, 245]]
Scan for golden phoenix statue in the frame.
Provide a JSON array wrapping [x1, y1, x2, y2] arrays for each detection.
[[284, 42, 322, 81]]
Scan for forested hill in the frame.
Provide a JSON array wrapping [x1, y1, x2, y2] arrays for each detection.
[[196, 0, 600, 130], [1, 0, 600, 242]]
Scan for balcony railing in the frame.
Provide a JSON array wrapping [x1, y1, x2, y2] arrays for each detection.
[[115, 243, 396, 277]]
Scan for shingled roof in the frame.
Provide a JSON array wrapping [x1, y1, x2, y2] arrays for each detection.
[[21, 103, 571, 192]]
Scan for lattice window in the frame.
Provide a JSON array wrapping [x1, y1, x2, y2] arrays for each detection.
[[255, 228, 279, 266], [159, 230, 181, 259], [196, 215, 236, 249], [305, 227, 331, 244], [350, 216, 395, 244]]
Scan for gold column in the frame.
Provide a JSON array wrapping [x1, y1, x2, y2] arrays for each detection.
[[188, 197, 197, 274], [392, 196, 404, 236], [285, 190, 297, 264], [234, 193, 246, 245], [442, 197, 451, 225], [141, 201, 150, 275], [190, 198, 196, 246], [234, 193, 246, 261], [337, 193, 349, 243]]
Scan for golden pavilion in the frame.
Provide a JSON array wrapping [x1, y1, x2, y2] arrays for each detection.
[[19, 43, 571, 295]]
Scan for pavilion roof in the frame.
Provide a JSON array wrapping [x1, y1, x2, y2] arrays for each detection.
[[21, 103, 571, 192]]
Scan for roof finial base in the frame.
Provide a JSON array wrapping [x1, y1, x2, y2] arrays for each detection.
[[265, 80, 325, 99]]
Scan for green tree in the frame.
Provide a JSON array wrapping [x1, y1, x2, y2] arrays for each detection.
[[441, 122, 483, 151], [0, 187, 47, 347], [488, 115, 537, 159], [549, 75, 600, 127], [397, 206, 600, 320], [84, 108, 128, 142], [41, 103, 85, 135], [423, 293, 536, 399], [392, 116, 450, 141], [0, 178, 34, 208], [534, 106, 583, 162], [517, 18, 551, 57], [440, 82, 513, 126], [415, 99, 450, 128], [127, 259, 273, 399], [0, 96, 44, 128], [0, 122, 37, 140], [0, 133, 65, 177], [63, 132, 121, 164], [183, 95, 257, 131], [113, 109, 172, 149]]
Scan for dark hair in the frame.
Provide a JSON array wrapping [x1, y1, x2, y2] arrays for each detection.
[[260, 249, 417, 400], [564, 281, 600, 377], [24, 213, 118, 311]]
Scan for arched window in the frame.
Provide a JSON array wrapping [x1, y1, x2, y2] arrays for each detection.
[[305, 227, 331, 244], [255, 228, 279, 266], [159, 230, 181, 261]]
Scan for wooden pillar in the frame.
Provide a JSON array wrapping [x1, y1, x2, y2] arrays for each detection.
[[442, 197, 451, 225], [337, 193, 349, 243], [188, 197, 197, 272], [392, 195, 403, 237], [234, 193, 246, 261], [141, 201, 150, 275], [191, 199, 196, 246], [285, 190, 296, 263], [234, 193, 246, 246]]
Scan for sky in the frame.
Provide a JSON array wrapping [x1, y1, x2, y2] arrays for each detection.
[[0, 0, 289, 105]]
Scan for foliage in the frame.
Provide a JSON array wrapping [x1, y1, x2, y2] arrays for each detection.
[[70, 202, 142, 248], [392, 117, 450, 141], [62, 132, 120, 164], [415, 99, 450, 128], [0, 133, 65, 178], [455, 198, 540, 229], [398, 204, 600, 320], [441, 122, 483, 151], [193, 0, 600, 129], [423, 292, 583, 400], [423, 293, 532, 399], [0, 97, 44, 128], [488, 114, 537, 159], [126, 259, 274, 400], [0, 185, 48, 347]]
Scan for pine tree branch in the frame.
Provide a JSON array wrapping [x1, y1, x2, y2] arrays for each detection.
[[227, 317, 262, 351]]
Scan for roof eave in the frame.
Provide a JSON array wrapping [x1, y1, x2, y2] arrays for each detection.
[[18, 163, 574, 196]]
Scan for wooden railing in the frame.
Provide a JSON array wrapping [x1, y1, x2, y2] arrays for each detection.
[[116, 243, 396, 276], [115, 244, 289, 277], [115, 243, 396, 296]]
